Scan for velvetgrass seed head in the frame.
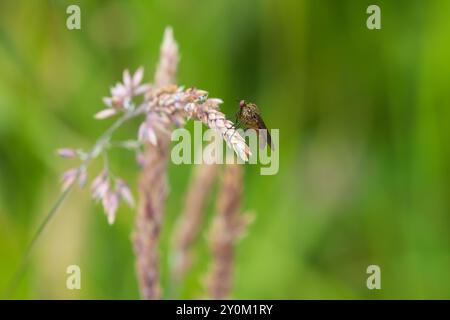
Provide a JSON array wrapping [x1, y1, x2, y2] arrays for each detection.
[[58, 30, 250, 225]]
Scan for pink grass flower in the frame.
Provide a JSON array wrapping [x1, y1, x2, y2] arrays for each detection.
[[103, 190, 119, 225], [136, 152, 145, 168], [101, 67, 150, 112], [91, 170, 109, 201], [116, 179, 135, 207], [60, 168, 78, 191], [138, 121, 158, 146], [94, 108, 118, 120], [57, 148, 77, 158]]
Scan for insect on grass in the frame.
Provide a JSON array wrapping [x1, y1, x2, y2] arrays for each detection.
[[229, 100, 274, 150]]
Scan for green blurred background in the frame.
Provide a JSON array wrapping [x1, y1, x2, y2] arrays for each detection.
[[1, 0, 450, 299]]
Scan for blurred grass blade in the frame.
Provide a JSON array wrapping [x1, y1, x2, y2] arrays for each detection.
[[2, 185, 74, 298]]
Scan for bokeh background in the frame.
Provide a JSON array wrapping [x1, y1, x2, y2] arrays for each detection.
[[1, 0, 450, 299]]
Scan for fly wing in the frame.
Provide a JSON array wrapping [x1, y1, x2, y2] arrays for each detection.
[[255, 114, 274, 150], [258, 128, 267, 149]]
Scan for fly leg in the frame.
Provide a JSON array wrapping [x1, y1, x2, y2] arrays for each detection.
[[225, 119, 244, 142]]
